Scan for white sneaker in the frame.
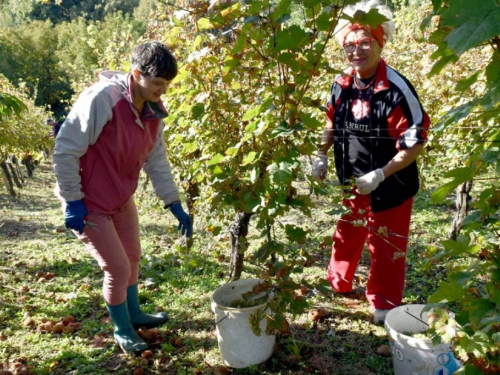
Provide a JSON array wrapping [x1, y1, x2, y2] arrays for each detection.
[[373, 309, 390, 325]]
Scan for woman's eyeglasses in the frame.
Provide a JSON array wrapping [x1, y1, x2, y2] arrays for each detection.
[[343, 38, 375, 53]]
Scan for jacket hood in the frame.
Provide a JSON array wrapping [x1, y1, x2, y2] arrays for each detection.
[[98, 71, 167, 119], [98, 70, 128, 86], [98, 71, 130, 99]]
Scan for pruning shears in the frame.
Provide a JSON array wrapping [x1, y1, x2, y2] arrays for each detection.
[[84, 216, 99, 231]]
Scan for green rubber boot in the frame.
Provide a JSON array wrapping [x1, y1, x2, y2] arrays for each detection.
[[106, 301, 148, 354], [127, 284, 167, 329]]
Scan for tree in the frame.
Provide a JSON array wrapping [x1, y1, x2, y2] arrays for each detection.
[[54, 12, 145, 96], [0, 75, 52, 196], [28, 0, 140, 23], [144, 0, 391, 332], [0, 0, 36, 27], [0, 20, 73, 117]]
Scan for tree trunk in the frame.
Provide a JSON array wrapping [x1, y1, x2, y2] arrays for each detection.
[[184, 180, 199, 250], [448, 181, 473, 240], [228, 211, 252, 281], [184, 180, 199, 219], [22, 155, 34, 177], [7, 161, 22, 189], [1, 159, 16, 197], [11, 156, 24, 184]]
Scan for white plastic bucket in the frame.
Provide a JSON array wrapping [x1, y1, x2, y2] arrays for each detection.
[[385, 304, 462, 375], [211, 278, 275, 368]]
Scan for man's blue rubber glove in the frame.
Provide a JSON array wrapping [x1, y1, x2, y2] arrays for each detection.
[[64, 199, 88, 234], [169, 202, 192, 238]]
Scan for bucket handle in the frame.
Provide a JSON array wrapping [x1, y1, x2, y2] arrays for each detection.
[[403, 310, 429, 327], [215, 313, 229, 325]]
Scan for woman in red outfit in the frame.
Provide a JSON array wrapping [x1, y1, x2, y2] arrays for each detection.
[[312, 0, 430, 324]]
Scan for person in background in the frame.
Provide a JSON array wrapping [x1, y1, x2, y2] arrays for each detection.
[[46, 118, 61, 137], [312, 0, 430, 324], [53, 41, 192, 353]]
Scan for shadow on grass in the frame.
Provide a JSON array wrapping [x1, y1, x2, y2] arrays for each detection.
[[225, 316, 393, 375]]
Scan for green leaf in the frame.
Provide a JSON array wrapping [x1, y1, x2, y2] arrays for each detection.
[[172, 67, 190, 84], [270, 121, 304, 139], [277, 52, 301, 71], [431, 181, 462, 204], [434, 99, 477, 131], [231, 33, 247, 54], [223, 58, 241, 74], [431, 168, 474, 204], [316, 11, 333, 32], [481, 53, 500, 109], [441, 239, 468, 254], [443, 167, 474, 181], [191, 103, 204, 119], [419, 13, 433, 33], [225, 144, 240, 156], [181, 142, 198, 155], [254, 243, 270, 262], [349, 8, 389, 29], [242, 105, 262, 121], [245, 121, 258, 133], [272, 0, 291, 20], [299, 112, 322, 129], [468, 299, 496, 327], [455, 71, 480, 93], [429, 52, 459, 77], [445, 12, 500, 56], [289, 294, 309, 314], [275, 25, 308, 52], [432, 0, 443, 10], [479, 310, 500, 327], [208, 154, 224, 166], [429, 281, 465, 303], [196, 18, 212, 30], [285, 224, 307, 244], [440, 0, 500, 56], [493, 332, 500, 346], [462, 211, 483, 227], [0, 93, 27, 119], [267, 161, 293, 184], [241, 151, 259, 166], [303, 0, 320, 8], [220, 0, 240, 16]]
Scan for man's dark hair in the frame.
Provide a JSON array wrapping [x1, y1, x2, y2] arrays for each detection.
[[131, 41, 178, 81]]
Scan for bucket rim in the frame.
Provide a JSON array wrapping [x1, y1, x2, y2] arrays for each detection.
[[211, 278, 271, 313], [384, 304, 452, 351]]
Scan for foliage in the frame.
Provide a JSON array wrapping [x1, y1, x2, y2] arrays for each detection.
[[0, 92, 27, 121], [419, 0, 500, 372], [0, 20, 73, 117], [149, 0, 363, 332], [3, 0, 498, 372], [0, 74, 52, 159], [54, 12, 144, 98], [0, 0, 35, 27], [29, 0, 140, 24]]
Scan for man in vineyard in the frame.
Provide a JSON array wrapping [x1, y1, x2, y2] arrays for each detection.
[[46, 118, 61, 137], [52, 41, 192, 353], [312, 0, 430, 325]]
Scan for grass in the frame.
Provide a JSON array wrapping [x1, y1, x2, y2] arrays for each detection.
[[0, 158, 453, 375]]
